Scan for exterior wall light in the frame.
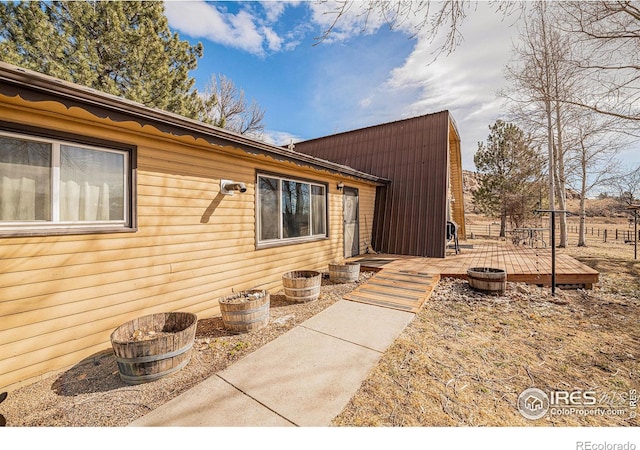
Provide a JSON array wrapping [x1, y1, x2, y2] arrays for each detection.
[[221, 179, 247, 195], [337, 181, 344, 191]]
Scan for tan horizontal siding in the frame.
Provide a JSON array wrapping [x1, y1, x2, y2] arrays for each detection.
[[0, 102, 377, 390]]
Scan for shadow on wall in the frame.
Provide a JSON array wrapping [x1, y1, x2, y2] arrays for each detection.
[[200, 192, 226, 224]]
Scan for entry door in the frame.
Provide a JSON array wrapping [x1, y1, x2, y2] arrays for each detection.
[[343, 187, 360, 258]]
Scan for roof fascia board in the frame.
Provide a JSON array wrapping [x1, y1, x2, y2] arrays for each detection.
[[0, 63, 388, 185]]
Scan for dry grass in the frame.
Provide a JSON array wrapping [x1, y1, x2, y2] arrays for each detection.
[[2, 238, 638, 428], [332, 240, 639, 427]]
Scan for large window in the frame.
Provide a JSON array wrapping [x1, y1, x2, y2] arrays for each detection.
[[257, 174, 327, 245], [0, 131, 133, 234]]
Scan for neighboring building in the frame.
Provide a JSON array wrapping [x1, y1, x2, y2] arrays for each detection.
[[0, 63, 387, 391], [294, 112, 466, 258]]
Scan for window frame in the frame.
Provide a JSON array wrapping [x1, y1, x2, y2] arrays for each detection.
[[256, 171, 329, 249], [0, 124, 137, 237]]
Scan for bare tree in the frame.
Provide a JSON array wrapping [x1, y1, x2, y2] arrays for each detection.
[[607, 165, 640, 206], [564, 111, 627, 245], [558, 1, 640, 123], [202, 74, 266, 138], [313, 0, 523, 58], [503, 3, 573, 246], [315, 1, 639, 124]]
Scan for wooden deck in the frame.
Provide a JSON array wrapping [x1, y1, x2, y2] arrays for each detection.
[[343, 270, 439, 313], [351, 244, 599, 289]]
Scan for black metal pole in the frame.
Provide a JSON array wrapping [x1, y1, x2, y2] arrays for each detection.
[[551, 210, 556, 297], [635, 210, 638, 260], [537, 209, 561, 297]]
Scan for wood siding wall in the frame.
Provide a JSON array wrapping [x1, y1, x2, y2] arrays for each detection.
[[448, 120, 466, 239], [0, 96, 376, 391], [295, 111, 465, 258]]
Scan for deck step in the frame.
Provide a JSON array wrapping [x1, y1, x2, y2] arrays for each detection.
[[344, 270, 439, 313]]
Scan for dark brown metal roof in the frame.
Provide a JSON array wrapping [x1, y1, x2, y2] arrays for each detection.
[[0, 62, 388, 185], [295, 111, 459, 257]]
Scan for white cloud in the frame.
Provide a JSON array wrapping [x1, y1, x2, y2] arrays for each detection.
[[262, 2, 286, 23], [164, 0, 297, 56], [262, 129, 302, 147], [262, 26, 284, 52], [308, 1, 387, 43], [382, 4, 519, 169], [359, 96, 373, 108]]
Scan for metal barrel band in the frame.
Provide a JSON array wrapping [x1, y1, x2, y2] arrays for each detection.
[[224, 315, 269, 325], [118, 357, 191, 384], [221, 302, 269, 316], [115, 341, 194, 364]]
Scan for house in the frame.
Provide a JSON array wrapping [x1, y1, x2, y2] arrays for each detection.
[[0, 62, 388, 391], [294, 112, 466, 258]]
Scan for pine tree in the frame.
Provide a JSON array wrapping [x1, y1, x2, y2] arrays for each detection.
[[0, 1, 204, 119], [473, 120, 545, 237]]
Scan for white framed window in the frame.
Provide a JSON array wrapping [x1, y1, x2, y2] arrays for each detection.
[[0, 130, 134, 235], [257, 173, 328, 246]]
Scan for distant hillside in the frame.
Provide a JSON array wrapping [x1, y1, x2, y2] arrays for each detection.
[[462, 170, 627, 218]]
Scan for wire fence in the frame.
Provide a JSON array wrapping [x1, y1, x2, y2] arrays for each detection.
[[465, 223, 640, 245]]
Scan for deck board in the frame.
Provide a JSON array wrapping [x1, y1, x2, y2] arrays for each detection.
[[353, 244, 598, 288], [344, 244, 598, 313], [343, 270, 438, 313]]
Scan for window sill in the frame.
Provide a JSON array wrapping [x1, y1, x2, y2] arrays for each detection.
[[256, 235, 329, 250], [0, 226, 137, 238]]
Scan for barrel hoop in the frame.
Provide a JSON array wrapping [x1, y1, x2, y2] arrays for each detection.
[[284, 286, 320, 292], [118, 357, 191, 384], [221, 303, 269, 316], [115, 340, 193, 364], [224, 315, 270, 326], [467, 274, 506, 282]]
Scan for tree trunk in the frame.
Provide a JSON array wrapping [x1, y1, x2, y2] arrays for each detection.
[[553, 101, 568, 247], [578, 151, 588, 246], [545, 100, 555, 245], [578, 198, 587, 246]]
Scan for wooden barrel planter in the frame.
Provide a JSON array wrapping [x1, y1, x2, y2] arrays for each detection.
[[282, 270, 322, 303], [328, 262, 360, 283], [467, 267, 507, 294], [110, 312, 197, 385], [219, 289, 270, 333]]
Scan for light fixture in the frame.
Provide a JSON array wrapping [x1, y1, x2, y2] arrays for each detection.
[[337, 181, 344, 191], [220, 179, 247, 195]]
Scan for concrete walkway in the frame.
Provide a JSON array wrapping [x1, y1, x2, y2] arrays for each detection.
[[129, 299, 414, 427]]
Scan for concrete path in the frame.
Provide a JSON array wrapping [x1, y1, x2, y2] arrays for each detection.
[[129, 300, 414, 427]]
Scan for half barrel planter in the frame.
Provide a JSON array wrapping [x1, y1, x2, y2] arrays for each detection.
[[282, 270, 322, 303], [219, 289, 270, 333], [110, 311, 197, 385], [467, 267, 507, 294], [328, 262, 360, 283]]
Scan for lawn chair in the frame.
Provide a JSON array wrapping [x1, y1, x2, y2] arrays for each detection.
[[446, 220, 460, 255]]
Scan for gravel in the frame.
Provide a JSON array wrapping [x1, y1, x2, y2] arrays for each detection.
[[0, 272, 374, 427]]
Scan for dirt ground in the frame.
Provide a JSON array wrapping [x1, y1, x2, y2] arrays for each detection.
[[333, 240, 639, 426], [1, 239, 638, 427], [0, 273, 373, 427]]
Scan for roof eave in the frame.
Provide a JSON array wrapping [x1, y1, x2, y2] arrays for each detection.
[[0, 62, 388, 186]]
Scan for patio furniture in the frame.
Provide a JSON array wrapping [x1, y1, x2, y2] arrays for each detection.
[[446, 220, 460, 254], [512, 227, 547, 248]]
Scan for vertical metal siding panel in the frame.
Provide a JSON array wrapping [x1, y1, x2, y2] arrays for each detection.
[[295, 111, 454, 257]]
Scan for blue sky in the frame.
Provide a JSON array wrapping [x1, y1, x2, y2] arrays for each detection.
[[164, 1, 638, 173]]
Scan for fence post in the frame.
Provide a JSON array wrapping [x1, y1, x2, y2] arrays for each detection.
[[603, 229, 607, 242]]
